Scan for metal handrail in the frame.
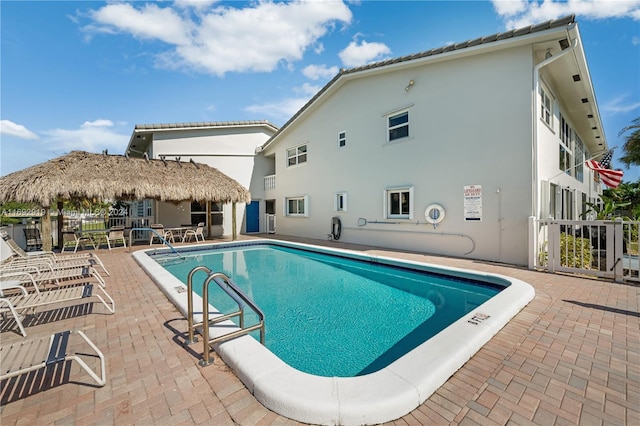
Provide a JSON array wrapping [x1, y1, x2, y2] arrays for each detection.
[[185, 266, 265, 366], [128, 227, 179, 254]]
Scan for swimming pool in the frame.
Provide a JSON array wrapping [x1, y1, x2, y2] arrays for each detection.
[[134, 239, 535, 425], [155, 244, 501, 377]]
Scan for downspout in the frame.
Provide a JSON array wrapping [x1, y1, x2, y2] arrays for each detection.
[[532, 35, 578, 220]]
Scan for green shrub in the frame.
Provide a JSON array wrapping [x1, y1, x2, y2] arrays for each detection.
[[560, 233, 592, 269]]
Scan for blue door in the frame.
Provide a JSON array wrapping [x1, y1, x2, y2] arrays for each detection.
[[246, 201, 260, 233]]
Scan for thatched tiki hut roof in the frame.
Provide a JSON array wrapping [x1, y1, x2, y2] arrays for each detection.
[[0, 151, 251, 249], [0, 150, 251, 206]]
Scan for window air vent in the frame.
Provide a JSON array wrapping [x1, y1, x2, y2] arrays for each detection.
[[581, 98, 589, 103], [559, 39, 570, 50], [572, 74, 581, 82], [587, 114, 594, 118], [592, 127, 597, 130]]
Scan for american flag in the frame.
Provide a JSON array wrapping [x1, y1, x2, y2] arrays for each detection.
[[585, 149, 624, 189]]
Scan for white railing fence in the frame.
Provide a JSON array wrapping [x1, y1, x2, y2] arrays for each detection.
[[530, 217, 639, 283]]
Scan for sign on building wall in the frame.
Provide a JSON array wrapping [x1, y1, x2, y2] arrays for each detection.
[[464, 185, 482, 221]]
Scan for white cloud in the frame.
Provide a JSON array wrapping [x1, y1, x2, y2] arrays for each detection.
[[339, 39, 391, 67], [491, 0, 528, 17], [41, 119, 130, 153], [297, 82, 323, 96], [303, 64, 339, 80], [0, 120, 39, 140], [88, 3, 193, 45], [601, 94, 640, 114], [245, 97, 311, 122], [84, 1, 352, 76], [492, 0, 640, 29]]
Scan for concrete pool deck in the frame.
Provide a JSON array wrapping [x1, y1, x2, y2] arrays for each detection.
[[1, 235, 638, 425]]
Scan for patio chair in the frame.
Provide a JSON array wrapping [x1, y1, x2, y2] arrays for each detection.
[[1, 232, 109, 276], [61, 230, 96, 253], [105, 226, 127, 250], [149, 224, 165, 245], [0, 282, 115, 337], [182, 222, 205, 243], [23, 227, 43, 252], [0, 329, 106, 386]]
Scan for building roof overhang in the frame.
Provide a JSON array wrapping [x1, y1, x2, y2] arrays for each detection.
[[125, 120, 279, 158]]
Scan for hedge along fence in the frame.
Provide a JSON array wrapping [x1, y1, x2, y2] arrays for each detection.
[[560, 233, 593, 269]]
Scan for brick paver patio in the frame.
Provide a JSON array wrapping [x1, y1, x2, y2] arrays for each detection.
[[1, 236, 638, 425]]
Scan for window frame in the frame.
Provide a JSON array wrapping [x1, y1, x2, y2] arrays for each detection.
[[540, 84, 554, 128], [383, 186, 414, 220], [338, 131, 346, 148], [559, 113, 574, 175], [335, 192, 347, 212], [286, 143, 308, 167], [387, 110, 409, 142], [284, 195, 309, 217]]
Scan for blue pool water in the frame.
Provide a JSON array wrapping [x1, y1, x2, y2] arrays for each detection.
[[155, 244, 501, 377]]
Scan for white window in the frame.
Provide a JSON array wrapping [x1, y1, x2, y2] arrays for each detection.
[[388, 111, 409, 142], [540, 85, 553, 127], [335, 192, 347, 212], [287, 144, 307, 167], [559, 113, 574, 174], [338, 131, 346, 148], [574, 136, 584, 183], [284, 196, 308, 217], [384, 186, 414, 219]]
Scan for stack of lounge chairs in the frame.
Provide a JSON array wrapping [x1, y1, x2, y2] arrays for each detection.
[[0, 231, 113, 392]]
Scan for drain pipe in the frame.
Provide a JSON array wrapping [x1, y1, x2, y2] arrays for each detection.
[[532, 34, 577, 220]]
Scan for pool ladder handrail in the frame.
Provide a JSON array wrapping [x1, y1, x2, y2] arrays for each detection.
[[185, 266, 265, 366], [128, 227, 180, 255]]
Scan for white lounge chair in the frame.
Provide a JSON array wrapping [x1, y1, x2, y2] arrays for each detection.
[[1, 233, 109, 276], [0, 265, 107, 290], [0, 329, 106, 386], [0, 283, 115, 337]]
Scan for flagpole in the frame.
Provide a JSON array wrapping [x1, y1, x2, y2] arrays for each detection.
[[546, 148, 613, 181]]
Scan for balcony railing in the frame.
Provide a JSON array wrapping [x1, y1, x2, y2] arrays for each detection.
[[264, 174, 276, 191]]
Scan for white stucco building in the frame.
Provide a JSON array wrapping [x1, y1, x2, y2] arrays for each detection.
[[126, 15, 608, 266], [256, 15, 606, 266], [125, 121, 278, 238]]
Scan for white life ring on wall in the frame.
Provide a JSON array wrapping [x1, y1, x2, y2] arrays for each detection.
[[425, 204, 446, 225]]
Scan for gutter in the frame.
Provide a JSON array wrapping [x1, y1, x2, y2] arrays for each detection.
[[532, 32, 578, 219]]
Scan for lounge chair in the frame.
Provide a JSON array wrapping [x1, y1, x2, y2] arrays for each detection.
[[182, 222, 205, 243], [1, 232, 109, 276], [0, 265, 107, 290], [0, 283, 115, 337], [0, 329, 106, 386]]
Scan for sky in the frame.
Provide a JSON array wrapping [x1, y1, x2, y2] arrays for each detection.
[[1, 0, 639, 182]]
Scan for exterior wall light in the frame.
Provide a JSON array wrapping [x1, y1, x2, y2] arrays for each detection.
[[405, 80, 415, 92]]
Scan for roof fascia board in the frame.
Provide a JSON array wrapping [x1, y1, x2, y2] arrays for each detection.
[[566, 24, 608, 151], [125, 121, 278, 155]]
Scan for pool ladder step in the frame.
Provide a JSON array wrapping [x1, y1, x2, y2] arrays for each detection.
[[184, 267, 265, 366]]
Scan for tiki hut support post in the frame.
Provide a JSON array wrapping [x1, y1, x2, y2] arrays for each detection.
[[57, 200, 64, 250], [232, 202, 237, 241], [42, 206, 52, 251]]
